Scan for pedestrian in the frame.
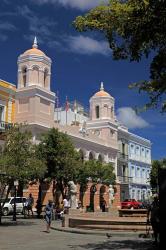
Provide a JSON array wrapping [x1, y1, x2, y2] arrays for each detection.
[[26, 193, 34, 216], [147, 194, 159, 245], [63, 196, 70, 214], [45, 200, 54, 233], [101, 199, 107, 212]]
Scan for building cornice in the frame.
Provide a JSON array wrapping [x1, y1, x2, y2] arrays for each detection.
[[87, 119, 118, 131], [129, 132, 151, 146], [16, 86, 55, 103], [18, 55, 51, 66]]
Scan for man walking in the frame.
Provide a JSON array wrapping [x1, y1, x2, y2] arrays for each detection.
[[26, 193, 34, 216]]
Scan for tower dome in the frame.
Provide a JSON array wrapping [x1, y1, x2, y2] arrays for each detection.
[[89, 82, 115, 121], [93, 82, 111, 98], [17, 37, 51, 90], [23, 37, 46, 56]]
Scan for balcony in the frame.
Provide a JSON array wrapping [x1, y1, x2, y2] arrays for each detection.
[[117, 175, 133, 184], [0, 122, 13, 140], [131, 177, 150, 185], [117, 152, 128, 162], [0, 121, 13, 131]]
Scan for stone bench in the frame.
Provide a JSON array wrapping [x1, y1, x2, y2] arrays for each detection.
[[118, 209, 148, 217], [64, 216, 150, 232]]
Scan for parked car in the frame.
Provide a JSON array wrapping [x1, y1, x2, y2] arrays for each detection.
[[139, 200, 151, 209], [0, 197, 27, 215], [121, 199, 142, 209]]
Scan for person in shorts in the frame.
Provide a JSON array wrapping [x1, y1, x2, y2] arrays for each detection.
[[63, 196, 70, 214], [26, 193, 34, 216], [45, 200, 54, 233]]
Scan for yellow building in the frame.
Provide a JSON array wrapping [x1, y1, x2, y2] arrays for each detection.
[[0, 79, 16, 126]]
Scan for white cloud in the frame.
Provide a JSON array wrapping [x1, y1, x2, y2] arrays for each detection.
[[31, 0, 108, 10], [0, 21, 17, 41], [67, 35, 110, 56], [0, 22, 16, 31], [16, 5, 57, 44], [117, 107, 149, 129]]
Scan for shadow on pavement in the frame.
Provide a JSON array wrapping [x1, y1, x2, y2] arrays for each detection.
[[69, 239, 159, 250], [0, 221, 37, 227], [0, 216, 39, 227]]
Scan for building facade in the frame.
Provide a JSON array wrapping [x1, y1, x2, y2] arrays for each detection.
[[0, 79, 16, 125], [0, 38, 152, 209], [128, 133, 151, 201]]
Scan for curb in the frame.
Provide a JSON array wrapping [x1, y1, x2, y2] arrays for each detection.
[[51, 225, 146, 238]]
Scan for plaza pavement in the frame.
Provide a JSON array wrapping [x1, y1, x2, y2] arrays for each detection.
[[0, 216, 158, 250]]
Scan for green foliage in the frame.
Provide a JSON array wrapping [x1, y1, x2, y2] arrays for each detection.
[[77, 160, 116, 187], [150, 160, 160, 190], [0, 125, 46, 184], [37, 128, 81, 185], [150, 158, 166, 190], [74, 0, 166, 112]]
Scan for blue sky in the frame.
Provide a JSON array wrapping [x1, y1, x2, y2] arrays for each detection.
[[0, 0, 165, 160]]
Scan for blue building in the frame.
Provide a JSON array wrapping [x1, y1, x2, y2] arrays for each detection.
[[128, 133, 151, 201]]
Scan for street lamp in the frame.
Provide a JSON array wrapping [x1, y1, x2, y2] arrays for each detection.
[[12, 180, 18, 221]]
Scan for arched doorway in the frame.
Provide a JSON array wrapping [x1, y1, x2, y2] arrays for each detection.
[[100, 185, 106, 211], [89, 151, 95, 160], [98, 154, 103, 162], [79, 149, 84, 163], [89, 185, 97, 212]]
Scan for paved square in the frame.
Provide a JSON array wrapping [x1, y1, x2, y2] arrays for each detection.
[[0, 217, 157, 250]]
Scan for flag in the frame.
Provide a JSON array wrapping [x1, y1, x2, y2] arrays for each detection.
[[65, 96, 69, 112]]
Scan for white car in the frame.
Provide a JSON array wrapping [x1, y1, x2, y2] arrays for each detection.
[[1, 197, 27, 216]]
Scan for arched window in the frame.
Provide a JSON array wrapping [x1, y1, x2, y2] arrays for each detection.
[[95, 105, 100, 119], [131, 166, 135, 177], [89, 152, 94, 160], [111, 106, 114, 118], [98, 154, 103, 163], [79, 149, 84, 163], [131, 189, 135, 199], [137, 190, 141, 201], [32, 66, 39, 84], [22, 67, 27, 87], [44, 68, 49, 88], [135, 146, 140, 156], [103, 104, 108, 117]]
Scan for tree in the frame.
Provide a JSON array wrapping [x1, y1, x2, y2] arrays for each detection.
[[0, 125, 46, 222], [74, 0, 166, 112], [37, 128, 81, 199], [150, 158, 166, 192], [76, 160, 116, 206]]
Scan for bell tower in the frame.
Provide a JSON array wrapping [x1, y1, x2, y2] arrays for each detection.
[[15, 37, 55, 128], [90, 82, 115, 121], [87, 82, 118, 143]]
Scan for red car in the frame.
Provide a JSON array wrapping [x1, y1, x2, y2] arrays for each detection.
[[121, 199, 142, 209]]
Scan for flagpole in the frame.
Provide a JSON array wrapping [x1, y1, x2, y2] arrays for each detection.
[[66, 109, 67, 125], [57, 90, 59, 123], [66, 96, 68, 125], [74, 100, 77, 125]]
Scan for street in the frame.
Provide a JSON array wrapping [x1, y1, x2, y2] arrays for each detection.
[[0, 217, 157, 250]]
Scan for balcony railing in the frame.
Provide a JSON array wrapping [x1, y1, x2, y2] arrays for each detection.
[[131, 177, 150, 185], [117, 175, 133, 184], [117, 152, 128, 162]]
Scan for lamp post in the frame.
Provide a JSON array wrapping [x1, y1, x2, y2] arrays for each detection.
[[12, 180, 18, 221], [0, 172, 6, 224]]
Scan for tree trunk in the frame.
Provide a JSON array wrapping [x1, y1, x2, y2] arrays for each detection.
[[36, 181, 42, 218]]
